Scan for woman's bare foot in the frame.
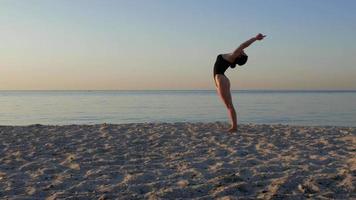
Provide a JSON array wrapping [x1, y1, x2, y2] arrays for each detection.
[[228, 126, 238, 133]]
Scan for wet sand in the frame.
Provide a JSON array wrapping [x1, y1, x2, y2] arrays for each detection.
[[0, 122, 355, 199]]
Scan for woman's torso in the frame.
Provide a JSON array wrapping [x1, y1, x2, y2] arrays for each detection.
[[213, 54, 234, 77]]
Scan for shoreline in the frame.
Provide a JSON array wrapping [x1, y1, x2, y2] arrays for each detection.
[[0, 122, 355, 199], [1, 121, 356, 128]]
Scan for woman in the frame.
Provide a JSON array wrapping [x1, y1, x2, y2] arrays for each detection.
[[214, 33, 266, 132]]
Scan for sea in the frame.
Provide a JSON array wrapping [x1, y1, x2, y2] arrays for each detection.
[[0, 90, 355, 126]]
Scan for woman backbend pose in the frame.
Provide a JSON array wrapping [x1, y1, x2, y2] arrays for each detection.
[[213, 33, 266, 133]]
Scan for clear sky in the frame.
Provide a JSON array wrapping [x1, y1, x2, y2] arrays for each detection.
[[1, 0, 355, 90]]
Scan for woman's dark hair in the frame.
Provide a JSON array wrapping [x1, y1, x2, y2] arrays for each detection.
[[236, 54, 248, 66]]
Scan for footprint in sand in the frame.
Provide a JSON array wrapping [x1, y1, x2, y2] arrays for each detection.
[[99, 123, 113, 139], [60, 154, 80, 170]]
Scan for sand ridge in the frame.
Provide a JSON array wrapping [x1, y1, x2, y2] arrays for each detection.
[[0, 122, 355, 199]]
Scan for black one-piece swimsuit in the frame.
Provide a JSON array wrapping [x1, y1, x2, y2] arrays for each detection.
[[213, 54, 234, 78]]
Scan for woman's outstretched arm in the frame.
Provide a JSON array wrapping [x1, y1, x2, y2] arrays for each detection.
[[231, 33, 266, 58]]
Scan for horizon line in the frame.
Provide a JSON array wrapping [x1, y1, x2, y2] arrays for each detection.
[[1, 89, 356, 92]]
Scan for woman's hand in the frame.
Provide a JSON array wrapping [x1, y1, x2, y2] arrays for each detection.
[[255, 33, 266, 41]]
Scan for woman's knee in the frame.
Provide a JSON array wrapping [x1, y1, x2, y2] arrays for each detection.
[[226, 103, 234, 110]]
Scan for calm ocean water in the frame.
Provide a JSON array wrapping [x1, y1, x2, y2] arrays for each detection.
[[0, 90, 355, 126]]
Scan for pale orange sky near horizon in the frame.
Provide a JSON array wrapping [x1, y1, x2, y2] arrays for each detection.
[[1, 0, 356, 90]]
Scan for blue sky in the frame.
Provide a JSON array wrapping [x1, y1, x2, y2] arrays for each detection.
[[1, 0, 355, 90]]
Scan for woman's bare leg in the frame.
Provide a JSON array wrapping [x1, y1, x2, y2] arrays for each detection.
[[214, 74, 238, 132]]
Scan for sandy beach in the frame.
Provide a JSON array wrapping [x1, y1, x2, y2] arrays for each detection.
[[0, 122, 355, 199]]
